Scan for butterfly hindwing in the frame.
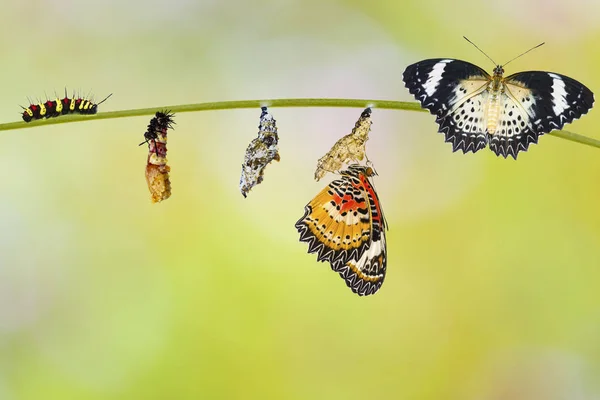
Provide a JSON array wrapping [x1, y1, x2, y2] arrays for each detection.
[[487, 88, 537, 158], [337, 234, 386, 296], [438, 89, 489, 153]]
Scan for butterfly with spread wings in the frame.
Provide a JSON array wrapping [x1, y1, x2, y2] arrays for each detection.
[[403, 39, 594, 159], [295, 165, 387, 296]]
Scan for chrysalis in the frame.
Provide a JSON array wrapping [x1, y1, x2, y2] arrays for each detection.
[[139, 111, 175, 203], [314, 107, 372, 181], [239, 107, 280, 197]]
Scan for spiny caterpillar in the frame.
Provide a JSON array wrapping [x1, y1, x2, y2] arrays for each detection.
[[21, 90, 112, 122], [140, 111, 175, 203]]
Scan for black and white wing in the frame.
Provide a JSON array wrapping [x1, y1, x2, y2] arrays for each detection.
[[490, 71, 595, 158], [403, 59, 492, 154]]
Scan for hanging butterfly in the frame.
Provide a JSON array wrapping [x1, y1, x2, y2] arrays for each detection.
[[402, 38, 594, 159], [295, 164, 387, 296]]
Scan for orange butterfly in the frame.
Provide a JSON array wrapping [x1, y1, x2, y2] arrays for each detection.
[[296, 165, 387, 296]]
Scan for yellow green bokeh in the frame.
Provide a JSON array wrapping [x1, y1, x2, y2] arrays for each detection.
[[1, 1, 600, 399]]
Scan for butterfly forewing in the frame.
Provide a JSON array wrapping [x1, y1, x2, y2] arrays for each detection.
[[296, 170, 373, 267], [403, 59, 491, 115], [403, 59, 493, 153]]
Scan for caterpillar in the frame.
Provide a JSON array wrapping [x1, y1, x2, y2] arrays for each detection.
[[140, 111, 175, 203], [21, 90, 112, 122]]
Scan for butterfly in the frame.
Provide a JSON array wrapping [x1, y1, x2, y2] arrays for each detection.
[[402, 38, 594, 159], [295, 164, 387, 296]]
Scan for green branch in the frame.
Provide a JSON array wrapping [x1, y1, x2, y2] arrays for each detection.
[[1, 98, 598, 151]]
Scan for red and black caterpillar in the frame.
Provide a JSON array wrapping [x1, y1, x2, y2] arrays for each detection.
[[21, 91, 112, 122]]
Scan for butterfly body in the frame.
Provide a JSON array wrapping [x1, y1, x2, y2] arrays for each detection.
[[485, 66, 505, 133], [403, 58, 594, 158]]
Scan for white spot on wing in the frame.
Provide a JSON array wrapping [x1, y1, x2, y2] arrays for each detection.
[[423, 60, 452, 96], [549, 73, 569, 116]]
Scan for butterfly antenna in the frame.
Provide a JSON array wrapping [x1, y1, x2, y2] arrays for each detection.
[[463, 36, 497, 66], [502, 42, 545, 67], [96, 93, 113, 106]]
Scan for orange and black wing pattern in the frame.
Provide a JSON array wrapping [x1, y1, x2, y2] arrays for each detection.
[[296, 164, 387, 296]]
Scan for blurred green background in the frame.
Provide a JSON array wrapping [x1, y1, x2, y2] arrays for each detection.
[[1, 0, 600, 399]]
